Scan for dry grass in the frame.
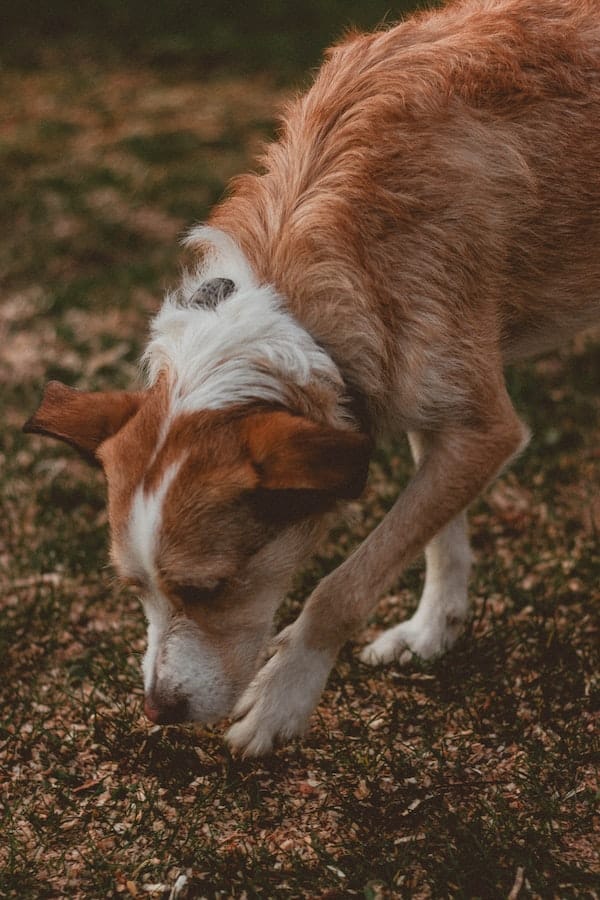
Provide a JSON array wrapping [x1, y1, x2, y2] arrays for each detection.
[[1, 60, 598, 899]]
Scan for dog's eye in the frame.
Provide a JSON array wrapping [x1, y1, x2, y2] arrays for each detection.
[[174, 581, 224, 606]]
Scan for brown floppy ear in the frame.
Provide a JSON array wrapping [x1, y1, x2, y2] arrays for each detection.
[[245, 411, 372, 499], [23, 380, 144, 466]]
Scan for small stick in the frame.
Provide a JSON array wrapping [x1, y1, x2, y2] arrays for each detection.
[[507, 866, 525, 900]]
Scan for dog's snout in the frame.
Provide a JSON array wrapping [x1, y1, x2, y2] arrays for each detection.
[[143, 695, 161, 723], [144, 691, 189, 725]]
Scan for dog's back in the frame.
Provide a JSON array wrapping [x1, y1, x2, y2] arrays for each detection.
[[211, 0, 600, 428]]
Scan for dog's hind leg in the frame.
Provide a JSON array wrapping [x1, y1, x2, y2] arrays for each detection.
[[360, 431, 473, 665]]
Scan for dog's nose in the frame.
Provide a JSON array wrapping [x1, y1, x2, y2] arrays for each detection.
[[144, 692, 189, 725]]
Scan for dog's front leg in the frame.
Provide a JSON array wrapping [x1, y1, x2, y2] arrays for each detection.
[[226, 621, 336, 757], [227, 398, 528, 756]]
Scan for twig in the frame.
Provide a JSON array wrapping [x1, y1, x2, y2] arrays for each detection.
[[507, 866, 525, 900]]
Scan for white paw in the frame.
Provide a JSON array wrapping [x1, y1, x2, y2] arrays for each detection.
[[225, 627, 333, 757], [360, 614, 464, 667]]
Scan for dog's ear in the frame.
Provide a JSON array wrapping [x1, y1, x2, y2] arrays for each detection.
[[23, 381, 144, 466], [245, 411, 372, 500]]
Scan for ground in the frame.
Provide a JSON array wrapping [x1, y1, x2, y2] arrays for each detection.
[[1, 58, 599, 899]]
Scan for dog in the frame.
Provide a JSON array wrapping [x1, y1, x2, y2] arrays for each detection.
[[24, 0, 600, 756]]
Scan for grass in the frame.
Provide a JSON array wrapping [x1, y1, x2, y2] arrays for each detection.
[[1, 9, 599, 898]]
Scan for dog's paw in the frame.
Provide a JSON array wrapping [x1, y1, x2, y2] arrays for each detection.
[[360, 614, 464, 667], [226, 628, 333, 757], [360, 623, 417, 666]]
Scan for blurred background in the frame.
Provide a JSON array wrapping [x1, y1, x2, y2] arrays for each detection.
[[3, 0, 430, 74], [1, 0, 431, 392]]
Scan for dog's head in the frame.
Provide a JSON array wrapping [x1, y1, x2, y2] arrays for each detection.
[[24, 378, 370, 725]]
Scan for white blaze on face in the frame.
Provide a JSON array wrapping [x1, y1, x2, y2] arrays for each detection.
[[126, 460, 181, 692], [128, 461, 182, 580], [125, 459, 232, 721], [140, 589, 171, 692]]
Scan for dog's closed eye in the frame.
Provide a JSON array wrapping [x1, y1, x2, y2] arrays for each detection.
[[173, 581, 225, 606]]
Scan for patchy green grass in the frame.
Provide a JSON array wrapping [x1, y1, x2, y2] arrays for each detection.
[[1, 53, 599, 900]]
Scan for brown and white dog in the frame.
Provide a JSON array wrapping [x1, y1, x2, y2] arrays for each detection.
[[25, 0, 600, 755]]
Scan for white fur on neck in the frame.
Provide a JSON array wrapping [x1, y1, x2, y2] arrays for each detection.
[[143, 226, 345, 417]]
